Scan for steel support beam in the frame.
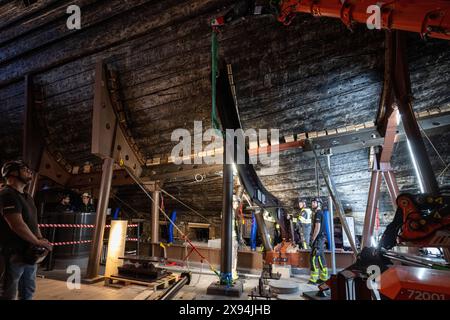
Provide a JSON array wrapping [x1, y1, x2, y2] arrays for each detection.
[[392, 31, 440, 194], [145, 164, 223, 182], [361, 159, 383, 249], [308, 140, 358, 258], [220, 143, 234, 284], [91, 60, 143, 177], [86, 157, 114, 279], [151, 190, 160, 255], [38, 150, 72, 186], [362, 35, 401, 249], [383, 170, 400, 205], [28, 173, 39, 198], [40, 110, 448, 192], [23, 75, 72, 191], [86, 60, 144, 280], [326, 152, 337, 275], [254, 209, 273, 252]]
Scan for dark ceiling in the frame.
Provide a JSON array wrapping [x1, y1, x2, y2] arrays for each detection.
[[0, 0, 449, 234]]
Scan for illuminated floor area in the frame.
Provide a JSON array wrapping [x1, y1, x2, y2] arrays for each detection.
[[34, 266, 317, 300], [34, 277, 148, 300]]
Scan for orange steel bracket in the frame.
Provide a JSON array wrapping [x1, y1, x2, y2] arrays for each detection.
[[278, 0, 450, 41]]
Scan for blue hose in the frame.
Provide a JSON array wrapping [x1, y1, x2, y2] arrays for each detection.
[[250, 213, 257, 251], [168, 210, 177, 243], [113, 208, 120, 220]]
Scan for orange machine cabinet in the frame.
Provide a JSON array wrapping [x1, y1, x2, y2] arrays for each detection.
[[380, 265, 450, 300]]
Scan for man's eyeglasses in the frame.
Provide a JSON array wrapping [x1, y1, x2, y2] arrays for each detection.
[[20, 167, 33, 174]]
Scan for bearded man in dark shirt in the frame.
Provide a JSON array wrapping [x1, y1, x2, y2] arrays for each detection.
[[0, 161, 52, 300]]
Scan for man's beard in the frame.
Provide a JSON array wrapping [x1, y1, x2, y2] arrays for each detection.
[[19, 174, 33, 185]]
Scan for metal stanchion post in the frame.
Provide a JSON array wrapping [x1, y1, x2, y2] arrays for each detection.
[[137, 223, 140, 256], [46, 226, 56, 271], [327, 151, 337, 275]]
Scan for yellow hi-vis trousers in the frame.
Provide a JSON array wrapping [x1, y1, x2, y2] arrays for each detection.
[[309, 236, 328, 283]]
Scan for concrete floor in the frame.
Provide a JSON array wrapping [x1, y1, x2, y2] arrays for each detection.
[[35, 264, 319, 300]]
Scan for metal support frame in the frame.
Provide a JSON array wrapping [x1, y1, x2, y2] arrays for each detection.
[[392, 31, 440, 194], [308, 140, 358, 258], [361, 158, 383, 249], [254, 208, 273, 252], [34, 109, 448, 191], [90, 61, 142, 176], [361, 31, 400, 249], [86, 60, 144, 280], [28, 173, 39, 198], [362, 31, 441, 249], [383, 170, 400, 206], [86, 157, 114, 279], [326, 151, 337, 275], [151, 190, 160, 256], [278, 0, 450, 41], [361, 109, 399, 248], [361, 118, 400, 249], [220, 138, 234, 284], [37, 150, 72, 186], [23, 74, 72, 194]]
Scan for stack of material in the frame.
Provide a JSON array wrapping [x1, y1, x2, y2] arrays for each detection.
[[117, 256, 170, 282]]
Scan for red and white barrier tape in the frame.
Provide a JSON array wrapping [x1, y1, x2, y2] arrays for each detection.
[[38, 224, 138, 228], [50, 240, 92, 246], [39, 224, 95, 228], [106, 224, 139, 228], [50, 238, 138, 246]]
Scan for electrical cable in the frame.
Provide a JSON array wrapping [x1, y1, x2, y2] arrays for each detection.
[[438, 163, 450, 179], [159, 188, 211, 223], [418, 121, 449, 183], [111, 193, 141, 216], [418, 121, 448, 167]]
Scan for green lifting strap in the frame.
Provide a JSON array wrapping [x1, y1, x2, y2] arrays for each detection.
[[211, 31, 222, 134]]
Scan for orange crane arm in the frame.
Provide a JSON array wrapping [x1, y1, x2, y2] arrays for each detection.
[[278, 0, 450, 41]]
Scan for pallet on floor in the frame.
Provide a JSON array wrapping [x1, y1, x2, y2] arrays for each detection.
[[105, 273, 180, 291], [133, 290, 164, 300]]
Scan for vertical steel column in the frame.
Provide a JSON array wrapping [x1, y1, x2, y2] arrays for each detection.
[[308, 140, 358, 258], [254, 209, 273, 251], [151, 190, 160, 256], [28, 172, 39, 198], [393, 31, 440, 194], [362, 158, 383, 249], [86, 157, 114, 279], [315, 159, 320, 197], [327, 153, 336, 275], [137, 222, 141, 256], [220, 141, 234, 284]]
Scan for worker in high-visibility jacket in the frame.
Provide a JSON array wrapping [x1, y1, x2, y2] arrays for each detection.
[[297, 198, 312, 249], [308, 198, 329, 285]]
